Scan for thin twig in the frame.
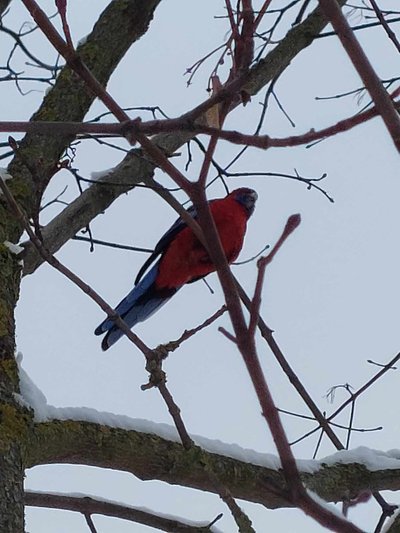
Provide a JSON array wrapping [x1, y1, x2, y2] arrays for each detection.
[[72, 235, 153, 254], [248, 214, 300, 337], [327, 352, 400, 424], [153, 305, 227, 358], [367, 0, 400, 54]]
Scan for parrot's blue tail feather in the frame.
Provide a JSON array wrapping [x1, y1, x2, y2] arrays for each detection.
[[94, 264, 177, 351]]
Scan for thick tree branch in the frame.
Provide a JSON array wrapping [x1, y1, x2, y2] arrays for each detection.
[[25, 418, 400, 510]]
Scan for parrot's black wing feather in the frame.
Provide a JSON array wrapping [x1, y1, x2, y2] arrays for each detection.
[[134, 204, 197, 285]]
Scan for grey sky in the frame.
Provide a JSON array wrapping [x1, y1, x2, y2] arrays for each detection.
[[2, 0, 400, 531]]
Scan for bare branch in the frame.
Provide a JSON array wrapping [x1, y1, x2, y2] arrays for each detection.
[[153, 305, 227, 358], [25, 491, 217, 532], [248, 214, 300, 337], [4, 87, 400, 148], [369, 0, 400, 54]]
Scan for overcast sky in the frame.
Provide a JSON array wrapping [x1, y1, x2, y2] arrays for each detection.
[[2, 0, 400, 531]]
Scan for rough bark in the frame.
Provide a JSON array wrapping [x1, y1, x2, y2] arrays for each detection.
[[0, 445, 24, 532], [0, 397, 33, 532], [0, 196, 27, 533]]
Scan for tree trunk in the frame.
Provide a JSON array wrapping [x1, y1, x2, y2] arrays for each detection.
[[0, 232, 28, 530]]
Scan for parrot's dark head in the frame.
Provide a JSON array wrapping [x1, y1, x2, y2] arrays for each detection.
[[231, 188, 258, 217]]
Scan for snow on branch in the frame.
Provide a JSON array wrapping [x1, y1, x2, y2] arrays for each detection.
[[19, 353, 400, 511], [0, 168, 13, 193], [3, 240, 24, 255]]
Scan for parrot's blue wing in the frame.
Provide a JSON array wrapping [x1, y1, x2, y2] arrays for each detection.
[[95, 263, 177, 350], [94, 202, 198, 351], [134, 204, 197, 285]]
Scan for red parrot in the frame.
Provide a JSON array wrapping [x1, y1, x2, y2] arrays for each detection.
[[95, 187, 257, 350]]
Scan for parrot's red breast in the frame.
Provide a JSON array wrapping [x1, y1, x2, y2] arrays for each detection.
[[156, 194, 250, 289]]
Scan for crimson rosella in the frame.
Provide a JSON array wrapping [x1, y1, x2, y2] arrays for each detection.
[[95, 187, 257, 350]]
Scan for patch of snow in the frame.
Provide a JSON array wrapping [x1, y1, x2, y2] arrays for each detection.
[[13, 392, 31, 410], [17, 352, 181, 440], [77, 34, 88, 46], [17, 352, 49, 419], [0, 168, 13, 195], [319, 446, 400, 472], [195, 435, 285, 471], [4, 240, 24, 255], [0, 168, 13, 182], [17, 354, 285, 468], [90, 167, 115, 181]]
